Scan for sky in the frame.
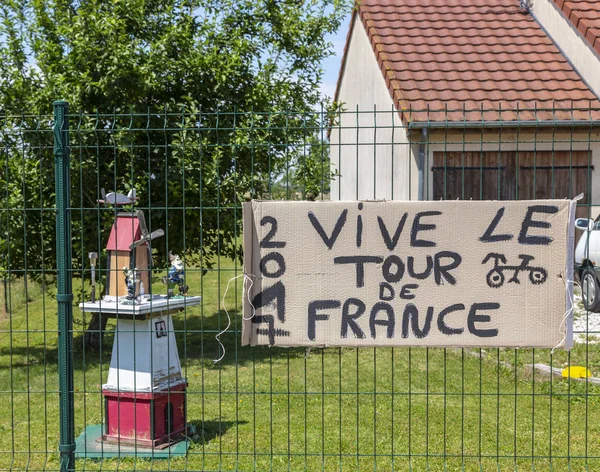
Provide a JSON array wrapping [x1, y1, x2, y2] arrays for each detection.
[[319, 13, 352, 101]]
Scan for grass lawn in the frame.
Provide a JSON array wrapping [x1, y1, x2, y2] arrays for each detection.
[[2, 259, 600, 471]]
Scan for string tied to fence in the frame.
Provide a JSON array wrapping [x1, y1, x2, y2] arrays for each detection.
[[553, 273, 580, 353], [213, 273, 258, 364]]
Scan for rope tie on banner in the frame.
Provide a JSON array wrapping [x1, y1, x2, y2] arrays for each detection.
[[553, 273, 580, 353], [241, 274, 258, 321], [213, 273, 258, 364], [549, 193, 585, 352]]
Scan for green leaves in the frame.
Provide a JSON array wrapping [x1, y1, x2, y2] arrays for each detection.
[[1, 0, 350, 112], [0, 0, 351, 280]]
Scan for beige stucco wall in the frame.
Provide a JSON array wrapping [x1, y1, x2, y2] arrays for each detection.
[[330, 18, 418, 201], [532, 0, 600, 98]]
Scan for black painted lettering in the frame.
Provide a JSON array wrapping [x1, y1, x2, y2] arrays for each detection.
[[252, 315, 276, 345], [433, 251, 462, 285], [379, 282, 395, 301], [357, 204, 363, 248], [410, 211, 441, 247], [399, 284, 418, 300], [401, 304, 434, 339], [334, 256, 384, 288], [467, 302, 499, 338], [369, 302, 395, 339], [377, 213, 408, 250], [259, 252, 286, 278], [437, 303, 465, 335], [479, 207, 513, 243], [308, 300, 341, 341], [518, 205, 558, 245], [251, 281, 286, 322], [341, 298, 366, 339], [308, 209, 348, 250], [407, 255, 433, 280], [260, 216, 286, 248], [382, 255, 405, 283]]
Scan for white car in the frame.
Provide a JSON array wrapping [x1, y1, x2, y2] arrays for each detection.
[[575, 217, 600, 311]]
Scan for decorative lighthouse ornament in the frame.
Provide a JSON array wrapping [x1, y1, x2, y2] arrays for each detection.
[[78, 188, 201, 451]]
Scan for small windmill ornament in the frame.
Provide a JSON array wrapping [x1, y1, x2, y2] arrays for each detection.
[[102, 189, 164, 298], [129, 209, 164, 297], [130, 210, 165, 252]]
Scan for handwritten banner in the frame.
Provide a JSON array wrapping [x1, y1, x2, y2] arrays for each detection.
[[242, 200, 575, 349]]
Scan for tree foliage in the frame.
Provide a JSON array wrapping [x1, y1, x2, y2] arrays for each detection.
[[271, 134, 338, 201], [0, 0, 348, 280]]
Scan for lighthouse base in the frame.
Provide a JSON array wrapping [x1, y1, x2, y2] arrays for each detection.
[[75, 424, 193, 459], [102, 382, 188, 448]]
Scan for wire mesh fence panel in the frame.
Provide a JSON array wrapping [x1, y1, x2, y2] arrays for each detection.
[[2, 104, 600, 471]]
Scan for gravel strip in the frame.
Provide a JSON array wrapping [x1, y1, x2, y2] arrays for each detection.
[[572, 294, 600, 343]]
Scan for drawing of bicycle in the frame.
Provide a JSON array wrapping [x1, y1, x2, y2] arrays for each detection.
[[482, 253, 547, 288]]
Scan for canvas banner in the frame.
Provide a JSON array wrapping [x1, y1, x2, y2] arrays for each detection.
[[242, 200, 575, 349]]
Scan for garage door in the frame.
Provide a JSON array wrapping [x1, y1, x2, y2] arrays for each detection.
[[432, 151, 591, 219]]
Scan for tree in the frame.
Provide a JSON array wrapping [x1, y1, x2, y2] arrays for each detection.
[[271, 134, 338, 201], [0, 0, 349, 345], [1, 0, 349, 112]]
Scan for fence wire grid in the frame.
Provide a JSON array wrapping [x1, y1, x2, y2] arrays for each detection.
[[2, 103, 600, 472]]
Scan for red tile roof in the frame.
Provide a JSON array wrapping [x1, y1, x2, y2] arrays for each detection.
[[554, 0, 600, 56], [336, 0, 600, 123]]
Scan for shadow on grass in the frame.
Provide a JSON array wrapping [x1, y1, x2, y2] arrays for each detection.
[[1, 309, 307, 370], [174, 310, 308, 368], [191, 419, 248, 446]]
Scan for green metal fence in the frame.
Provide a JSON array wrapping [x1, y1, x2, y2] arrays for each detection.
[[2, 102, 600, 471]]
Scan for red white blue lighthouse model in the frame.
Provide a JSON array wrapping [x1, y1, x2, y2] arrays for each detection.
[[79, 190, 200, 450]]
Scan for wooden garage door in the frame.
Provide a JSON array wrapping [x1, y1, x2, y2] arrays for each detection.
[[432, 151, 591, 218]]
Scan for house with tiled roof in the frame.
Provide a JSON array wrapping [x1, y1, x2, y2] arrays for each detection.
[[330, 0, 600, 218], [535, 0, 600, 97]]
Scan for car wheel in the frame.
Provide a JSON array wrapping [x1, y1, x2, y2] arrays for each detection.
[[581, 267, 600, 312]]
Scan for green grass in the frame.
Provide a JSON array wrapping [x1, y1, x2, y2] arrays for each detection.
[[3, 261, 600, 471]]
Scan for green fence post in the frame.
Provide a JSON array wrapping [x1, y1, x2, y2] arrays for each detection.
[[54, 100, 75, 472]]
